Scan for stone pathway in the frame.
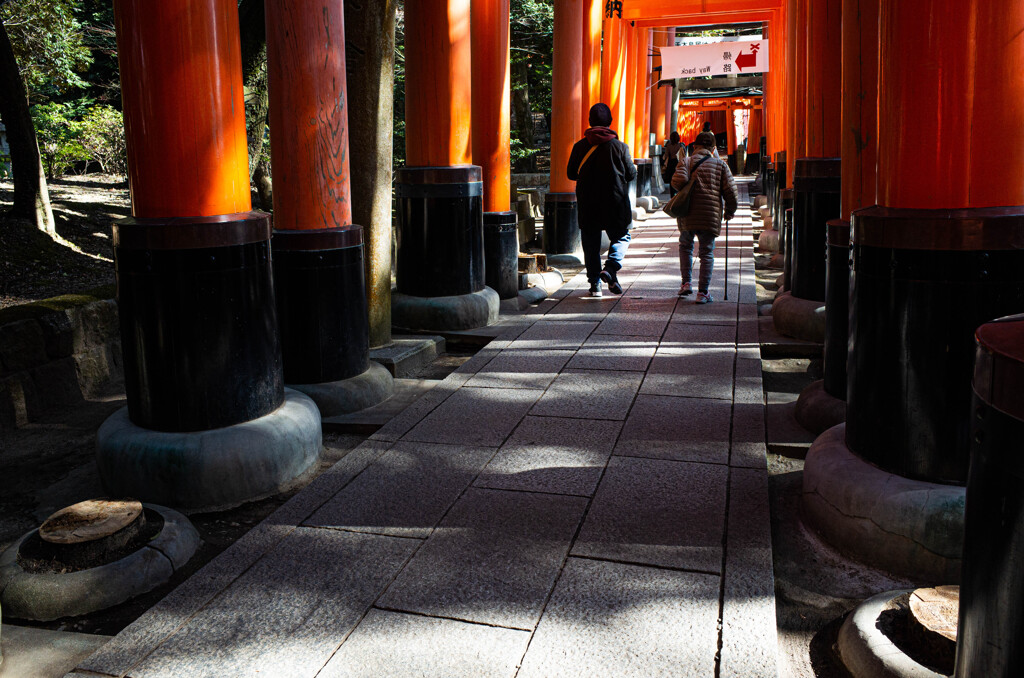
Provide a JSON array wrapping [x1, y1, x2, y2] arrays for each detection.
[[69, 182, 777, 678]]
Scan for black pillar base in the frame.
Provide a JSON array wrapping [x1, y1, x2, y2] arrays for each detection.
[[781, 189, 795, 291], [823, 219, 850, 400], [542, 193, 581, 256], [773, 151, 787, 224], [484, 211, 519, 300], [634, 159, 653, 197], [791, 158, 840, 302], [846, 206, 1024, 483], [395, 165, 485, 297], [958, 315, 1024, 676], [113, 212, 283, 432], [272, 227, 370, 385]]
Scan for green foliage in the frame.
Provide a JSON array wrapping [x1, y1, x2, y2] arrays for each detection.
[[78, 104, 126, 174], [511, 0, 554, 121], [510, 129, 539, 172], [31, 101, 86, 178], [31, 101, 126, 178], [1, 0, 92, 103]]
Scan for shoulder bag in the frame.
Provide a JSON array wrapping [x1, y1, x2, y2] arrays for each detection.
[[664, 154, 712, 219]]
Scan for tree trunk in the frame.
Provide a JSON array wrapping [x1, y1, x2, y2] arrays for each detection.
[[0, 19, 55, 233], [238, 0, 269, 180], [344, 0, 397, 349], [512, 59, 535, 172], [253, 158, 273, 211]]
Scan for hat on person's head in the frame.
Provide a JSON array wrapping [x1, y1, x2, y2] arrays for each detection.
[[589, 103, 613, 127], [695, 132, 716, 148]]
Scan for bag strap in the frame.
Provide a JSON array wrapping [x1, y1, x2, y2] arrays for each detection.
[[689, 154, 712, 177], [577, 144, 600, 173]]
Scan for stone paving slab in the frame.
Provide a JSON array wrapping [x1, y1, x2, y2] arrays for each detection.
[[304, 442, 496, 538], [475, 415, 621, 496], [572, 455, 728, 572], [566, 334, 659, 372], [402, 387, 542, 447], [530, 369, 644, 421], [672, 299, 740, 325], [318, 609, 530, 678], [378, 487, 588, 629], [125, 528, 419, 678], [463, 349, 575, 389], [508, 320, 598, 350], [661, 321, 737, 347], [615, 394, 732, 465], [517, 558, 720, 678], [720, 468, 779, 677], [640, 350, 736, 401]]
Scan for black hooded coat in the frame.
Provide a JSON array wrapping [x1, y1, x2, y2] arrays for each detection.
[[566, 126, 637, 232]]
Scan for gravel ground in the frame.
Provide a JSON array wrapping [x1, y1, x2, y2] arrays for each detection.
[[0, 175, 127, 309]]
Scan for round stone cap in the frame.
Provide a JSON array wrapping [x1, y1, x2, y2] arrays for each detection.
[[910, 585, 959, 643], [39, 499, 143, 545]]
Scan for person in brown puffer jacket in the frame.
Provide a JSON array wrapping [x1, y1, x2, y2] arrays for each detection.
[[670, 132, 738, 304]]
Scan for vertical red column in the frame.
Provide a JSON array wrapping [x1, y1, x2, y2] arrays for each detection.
[[117, 0, 250, 217], [803, 0, 842, 158], [544, 0, 585, 264], [650, 29, 668, 144], [405, 0, 472, 167], [102, 0, 320, 512], [581, 0, 603, 134], [395, 0, 495, 330], [600, 13, 626, 133], [787, 0, 842, 303], [817, 0, 879, 406], [471, 0, 511, 213], [265, 0, 380, 403], [622, 24, 637, 154], [472, 0, 517, 299], [840, 0, 878, 221], [846, 0, 1024, 484], [633, 28, 653, 198]]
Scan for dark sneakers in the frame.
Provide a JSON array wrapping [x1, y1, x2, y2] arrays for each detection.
[[600, 269, 623, 295]]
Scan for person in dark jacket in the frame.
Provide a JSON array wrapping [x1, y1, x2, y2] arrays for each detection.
[[671, 131, 738, 304], [566, 103, 637, 297], [662, 132, 682, 197]]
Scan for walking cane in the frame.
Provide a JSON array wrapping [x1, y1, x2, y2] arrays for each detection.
[[723, 218, 730, 301]]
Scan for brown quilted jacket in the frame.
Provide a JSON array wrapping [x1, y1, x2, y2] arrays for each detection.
[[670, 148, 738, 237]]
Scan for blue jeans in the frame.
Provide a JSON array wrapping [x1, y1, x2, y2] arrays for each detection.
[[582, 226, 631, 283], [679, 230, 716, 293]]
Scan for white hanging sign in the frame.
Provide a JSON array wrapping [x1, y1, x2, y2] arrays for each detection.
[[660, 40, 769, 79]]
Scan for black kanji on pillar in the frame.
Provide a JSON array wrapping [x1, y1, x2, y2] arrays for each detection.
[[605, 1, 622, 19]]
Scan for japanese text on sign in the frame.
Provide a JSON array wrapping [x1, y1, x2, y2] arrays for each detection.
[[659, 40, 769, 78]]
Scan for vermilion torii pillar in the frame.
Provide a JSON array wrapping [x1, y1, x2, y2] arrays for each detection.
[[632, 27, 654, 198], [600, 8, 627, 135], [545, 0, 585, 267], [650, 30, 668, 144], [472, 0, 517, 300], [847, 0, 1024, 484], [394, 0, 498, 330], [98, 0, 321, 512], [265, 0, 393, 415], [581, 0, 603, 134], [794, 0, 878, 433], [803, 0, 1024, 584]]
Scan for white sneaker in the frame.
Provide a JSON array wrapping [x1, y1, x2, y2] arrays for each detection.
[[678, 282, 693, 296], [695, 291, 713, 304], [589, 281, 602, 297]]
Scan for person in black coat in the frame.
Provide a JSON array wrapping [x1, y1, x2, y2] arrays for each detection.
[[566, 103, 637, 297]]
